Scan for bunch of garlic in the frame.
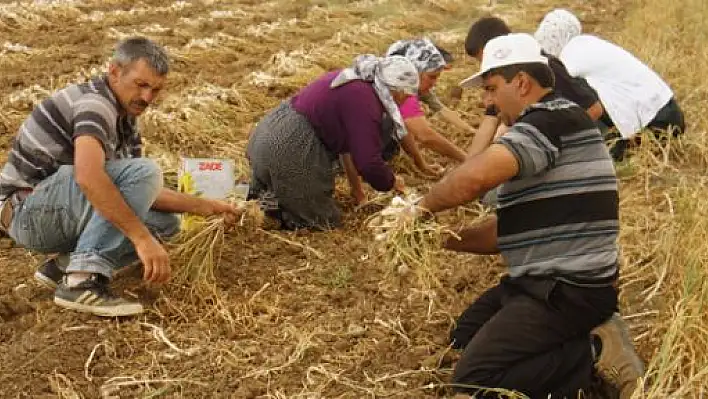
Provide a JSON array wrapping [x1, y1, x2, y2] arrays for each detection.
[[366, 193, 422, 241]]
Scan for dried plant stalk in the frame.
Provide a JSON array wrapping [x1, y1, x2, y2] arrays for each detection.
[[366, 194, 456, 289]]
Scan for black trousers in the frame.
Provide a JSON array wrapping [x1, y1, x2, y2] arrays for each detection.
[[646, 97, 685, 135], [601, 97, 685, 161], [450, 276, 617, 398]]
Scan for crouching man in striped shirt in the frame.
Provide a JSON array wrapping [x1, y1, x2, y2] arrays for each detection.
[[0, 37, 242, 317], [417, 34, 644, 398]]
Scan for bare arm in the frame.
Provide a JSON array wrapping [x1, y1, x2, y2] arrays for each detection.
[[405, 116, 467, 162], [438, 107, 476, 135], [586, 101, 604, 121], [74, 136, 169, 282], [75, 137, 153, 246], [340, 153, 365, 204], [494, 123, 509, 140], [467, 115, 501, 157], [152, 188, 242, 224], [419, 144, 519, 213], [444, 215, 499, 255], [399, 132, 432, 174], [153, 188, 213, 215]]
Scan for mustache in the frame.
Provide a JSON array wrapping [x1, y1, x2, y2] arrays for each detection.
[[130, 100, 150, 108]]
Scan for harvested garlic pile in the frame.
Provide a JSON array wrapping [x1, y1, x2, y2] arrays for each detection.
[[366, 194, 451, 288], [367, 194, 421, 242]]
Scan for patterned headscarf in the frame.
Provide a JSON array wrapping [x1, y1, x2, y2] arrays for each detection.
[[385, 37, 447, 73], [534, 9, 582, 57], [331, 55, 419, 140]]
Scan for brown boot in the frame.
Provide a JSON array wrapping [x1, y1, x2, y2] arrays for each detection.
[[592, 313, 644, 399]]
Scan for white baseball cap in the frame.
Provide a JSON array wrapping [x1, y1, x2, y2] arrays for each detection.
[[460, 33, 548, 88]]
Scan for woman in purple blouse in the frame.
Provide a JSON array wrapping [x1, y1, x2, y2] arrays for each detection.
[[246, 55, 418, 230]]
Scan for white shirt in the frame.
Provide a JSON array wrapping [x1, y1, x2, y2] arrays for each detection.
[[560, 35, 673, 139]]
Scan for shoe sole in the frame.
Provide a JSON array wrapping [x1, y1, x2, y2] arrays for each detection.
[[54, 297, 144, 317], [34, 271, 59, 289]]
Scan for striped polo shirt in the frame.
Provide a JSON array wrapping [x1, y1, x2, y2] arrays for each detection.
[[495, 93, 619, 286], [0, 76, 141, 203]]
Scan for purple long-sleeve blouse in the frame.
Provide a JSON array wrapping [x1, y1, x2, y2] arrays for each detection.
[[291, 71, 395, 191]]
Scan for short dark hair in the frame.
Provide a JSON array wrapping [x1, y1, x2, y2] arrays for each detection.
[[435, 45, 454, 64], [483, 62, 555, 89], [465, 17, 512, 57]]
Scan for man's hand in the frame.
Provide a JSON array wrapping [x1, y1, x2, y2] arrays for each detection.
[[135, 235, 171, 283], [204, 199, 243, 225]]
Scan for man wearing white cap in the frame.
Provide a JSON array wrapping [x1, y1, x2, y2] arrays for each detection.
[[463, 16, 604, 158], [417, 33, 643, 397]]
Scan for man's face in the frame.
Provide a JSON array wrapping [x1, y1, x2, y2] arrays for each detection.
[[482, 73, 525, 125], [419, 70, 441, 95], [108, 58, 166, 116]]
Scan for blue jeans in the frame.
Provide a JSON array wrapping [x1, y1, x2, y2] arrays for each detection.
[[9, 159, 180, 279]]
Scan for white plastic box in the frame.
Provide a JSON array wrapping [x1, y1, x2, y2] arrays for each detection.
[[178, 158, 235, 200]]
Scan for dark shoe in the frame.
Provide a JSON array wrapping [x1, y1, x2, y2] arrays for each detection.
[[54, 274, 143, 317], [587, 371, 620, 399], [592, 314, 644, 399], [609, 139, 629, 162], [34, 258, 66, 289]]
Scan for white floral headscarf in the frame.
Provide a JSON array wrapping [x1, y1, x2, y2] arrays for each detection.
[[331, 55, 419, 140], [534, 9, 582, 57], [385, 37, 447, 73]]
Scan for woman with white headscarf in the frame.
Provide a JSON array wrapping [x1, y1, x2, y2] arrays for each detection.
[[383, 38, 470, 168], [535, 9, 685, 160], [533, 9, 582, 58], [246, 55, 417, 230]]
